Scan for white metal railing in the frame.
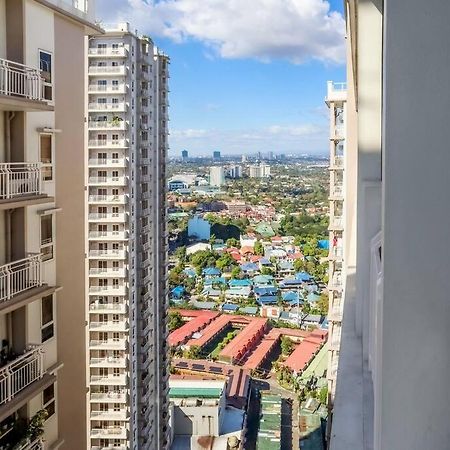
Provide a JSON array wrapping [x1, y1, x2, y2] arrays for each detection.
[[88, 120, 126, 129], [88, 66, 126, 74], [0, 255, 42, 304], [90, 356, 126, 365], [327, 81, 347, 97], [0, 163, 42, 200], [88, 194, 125, 202], [88, 47, 127, 57], [88, 102, 126, 111], [15, 437, 44, 450], [89, 249, 126, 258], [88, 140, 128, 147], [90, 390, 126, 401], [331, 155, 344, 167], [330, 216, 344, 229], [88, 231, 127, 239], [0, 345, 44, 405], [330, 246, 343, 258], [88, 213, 126, 222], [89, 302, 125, 312], [88, 176, 126, 185], [331, 184, 343, 196], [0, 58, 45, 102], [88, 84, 126, 92]]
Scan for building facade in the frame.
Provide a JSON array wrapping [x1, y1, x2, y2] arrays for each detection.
[[325, 81, 347, 400], [87, 23, 170, 449], [329, 1, 450, 450], [249, 164, 270, 178], [0, 0, 98, 449], [209, 166, 225, 187]]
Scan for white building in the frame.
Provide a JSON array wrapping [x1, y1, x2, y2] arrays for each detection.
[[87, 23, 170, 450], [329, 2, 450, 450], [209, 166, 225, 187], [227, 165, 242, 179], [249, 164, 271, 178]]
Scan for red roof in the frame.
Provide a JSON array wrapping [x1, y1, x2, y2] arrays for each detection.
[[244, 328, 279, 370], [231, 253, 242, 262], [250, 255, 262, 263], [240, 246, 254, 255], [284, 340, 320, 373], [168, 311, 219, 347], [219, 318, 268, 361], [186, 314, 234, 348]]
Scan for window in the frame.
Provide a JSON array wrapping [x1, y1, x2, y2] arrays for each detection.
[[39, 50, 52, 101], [41, 295, 54, 342], [40, 215, 53, 261], [40, 134, 52, 181], [43, 383, 55, 418], [112, 80, 119, 90]]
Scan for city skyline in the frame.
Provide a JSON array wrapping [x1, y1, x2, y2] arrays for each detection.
[[96, 0, 346, 156]]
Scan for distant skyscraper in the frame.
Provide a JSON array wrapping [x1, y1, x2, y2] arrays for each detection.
[[241, 154, 247, 163], [257, 151, 262, 161], [213, 150, 221, 160], [209, 166, 225, 186], [181, 149, 189, 161], [249, 164, 271, 178], [228, 165, 242, 179], [268, 151, 274, 160]]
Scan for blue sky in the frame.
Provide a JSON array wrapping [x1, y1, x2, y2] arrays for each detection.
[[96, 0, 346, 156]]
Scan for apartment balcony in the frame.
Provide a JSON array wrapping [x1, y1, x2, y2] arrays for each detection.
[[89, 356, 127, 368], [88, 47, 128, 57], [89, 301, 127, 314], [0, 58, 52, 111], [88, 176, 127, 186], [90, 374, 127, 386], [329, 155, 344, 170], [88, 249, 127, 260], [89, 267, 126, 278], [88, 66, 127, 76], [0, 346, 55, 422], [88, 120, 127, 131], [88, 194, 127, 204], [14, 438, 44, 450], [88, 158, 127, 168], [89, 339, 127, 351], [329, 184, 344, 200], [329, 245, 343, 261], [88, 140, 129, 149], [326, 81, 347, 103], [90, 427, 127, 440], [88, 231, 128, 241], [333, 124, 345, 139], [328, 302, 343, 322], [90, 390, 127, 403], [88, 102, 127, 112], [329, 273, 343, 291], [90, 410, 128, 421], [88, 212, 127, 223], [89, 319, 128, 332], [329, 216, 344, 231], [91, 446, 127, 450], [88, 84, 127, 94], [88, 285, 127, 297], [0, 163, 52, 209], [0, 255, 56, 314]]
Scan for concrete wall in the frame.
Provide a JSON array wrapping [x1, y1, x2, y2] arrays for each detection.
[[380, 1, 450, 448]]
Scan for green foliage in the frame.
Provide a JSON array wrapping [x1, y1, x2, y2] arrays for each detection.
[[280, 336, 294, 356], [226, 238, 240, 248], [186, 345, 201, 359], [231, 266, 241, 279], [319, 386, 328, 404], [316, 292, 329, 316], [253, 241, 264, 256], [280, 214, 328, 237], [168, 311, 184, 332], [215, 253, 236, 271]]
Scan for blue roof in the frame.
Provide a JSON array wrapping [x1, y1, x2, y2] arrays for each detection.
[[259, 258, 272, 265], [253, 274, 274, 284], [280, 279, 303, 287], [228, 278, 253, 287], [256, 295, 278, 305], [282, 291, 304, 303], [241, 262, 259, 271], [278, 261, 294, 270], [239, 306, 258, 315], [307, 292, 320, 303], [295, 272, 312, 282], [304, 283, 318, 293], [203, 267, 222, 276], [171, 286, 185, 298], [254, 286, 278, 296], [202, 287, 221, 296], [321, 318, 329, 329], [318, 239, 329, 250], [183, 268, 197, 278], [222, 303, 239, 311], [204, 277, 226, 286]]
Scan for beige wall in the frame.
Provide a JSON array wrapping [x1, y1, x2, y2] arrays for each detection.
[[54, 13, 87, 450]]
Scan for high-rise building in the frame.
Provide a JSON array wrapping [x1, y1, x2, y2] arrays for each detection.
[[0, 1, 98, 449], [241, 154, 247, 163], [328, 2, 450, 450], [212, 150, 221, 160], [228, 165, 242, 179], [87, 23, 170, 449], [325, 82, 346, 401], [181, 149, 188, 161], [209, 166, 225, 186], [249, 164, 271, 178]]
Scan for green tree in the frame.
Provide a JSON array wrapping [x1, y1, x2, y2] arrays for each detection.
[[175, 246, 187, 262], [317, 291, 329, 315], [231, 266, 241, 279], [254, 241, 264, 256], [280, 336, 294, 356], [168, 311, 184, 332], [216, 253, 235, 271], [319, 386, 328, 404], [226, 238, 239, 248]]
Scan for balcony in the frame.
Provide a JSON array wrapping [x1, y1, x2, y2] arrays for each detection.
[[329, 184, 344, 200], [89, 356, 127, 368], [90, 374, 127, 386], [90, 427, 127, 440], [14, 438, 44, 450], [88, 249, 127, 259], [88, 285, 127, 297], [0, 256, 55, 314], [88, 84, 127, 94], [88, 47, 128, 57], [88, 140, 129, 149], [0, 58, 51, 111], [89, 267, 126, 277], [88, 194, 127, 204], [329, 216, 344, 231], [326, 81, 347, 103], [89, 301, 127, 314], [90, 390, 127, 403], [329, 273, 343, 291], [328, 304, 343, 322], [0, 163, 51, 209], [0, 346, 55, 422], [88, 120, 127, 131], [329, 245, 343, 260], [88, 231, 128, 240], [88, 102, 127, 112], [329, 155, 344, 170], [88, 66, 127, 76], [88, 176, 127, 186], [90, 410, 128, 421], [88, 213, 127, 223], [89, 339, 127, 351]]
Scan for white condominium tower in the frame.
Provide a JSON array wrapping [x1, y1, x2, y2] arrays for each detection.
[[325, 81, 346, 400], [87, 23, 170, 449], [0, 0, 99, 449]]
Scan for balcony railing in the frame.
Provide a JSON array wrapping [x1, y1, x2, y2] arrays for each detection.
[[88, 231, 127, 240], [88, 120, 127, 130], [0, 163, 42, 200], [0, 255, 42, 304], [0, 345, 44, 405], [89, 302, 126, 313], [89, 249, 126, 258], [88, 140, 128, 148], [88, 213, 126, 222], [90, 390, 126, 402], [330, 184, 343, 197], [331, 155, 344, 168], [88, 66, 126, 75], [0, 58, 45, 102], [329, 216, 344, 229], [88, 102, 127, 111], [88, 47, 127, 57], [88, 194, 126, 203], [88, 176, 127, 185]]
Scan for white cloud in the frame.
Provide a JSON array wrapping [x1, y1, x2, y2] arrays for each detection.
[[168, 123, 328, 156], [97, 0, 345, 64]]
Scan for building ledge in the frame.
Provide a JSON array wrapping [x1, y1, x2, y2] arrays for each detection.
[[0, 284, 59, 315], [0, 94, 54, 112], [0, 373, 56, 422], [0, 195, 55, 210], [329, 271, 373, 450]]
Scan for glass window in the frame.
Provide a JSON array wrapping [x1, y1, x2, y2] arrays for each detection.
[[40, 215, 53, 261], [43, 384, 55, 418], [39, 50, 52, 101], [40, 134, 52, 181], [41, 295, 54, 342]]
